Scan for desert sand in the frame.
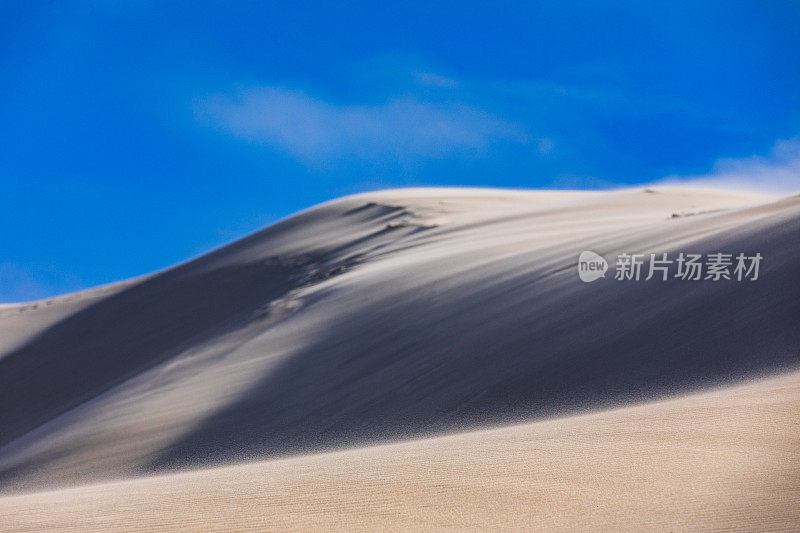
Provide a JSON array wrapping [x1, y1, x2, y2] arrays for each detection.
[[0, 186, 798, 530], [2, 371, 798, 531]]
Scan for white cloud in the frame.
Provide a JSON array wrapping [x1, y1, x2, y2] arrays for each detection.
[[197, 87, 527, 166], [662, 137, 800, 194]]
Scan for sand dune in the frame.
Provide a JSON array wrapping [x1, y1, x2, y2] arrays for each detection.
[[0, 186, 798, 529]]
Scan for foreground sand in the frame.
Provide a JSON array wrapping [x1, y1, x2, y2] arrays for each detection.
[[2, 371, 798, 531]]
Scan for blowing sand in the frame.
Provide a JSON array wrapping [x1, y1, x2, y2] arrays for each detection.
[[0, 186, 798, 530]]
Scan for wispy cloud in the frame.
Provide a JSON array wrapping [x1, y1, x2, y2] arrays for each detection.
[[412, 71, 460, 88], [661, 137, 800, 194], [197, 87, 528, 166]]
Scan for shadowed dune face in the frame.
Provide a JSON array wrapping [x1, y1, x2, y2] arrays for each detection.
[[0, 188, 798, 489], [147, 200, 800, 469], [0, 260, 301, 448]]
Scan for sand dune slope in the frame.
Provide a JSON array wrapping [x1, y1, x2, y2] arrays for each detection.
[[0, 187, 798, 494], [1, 371, 798, 531]]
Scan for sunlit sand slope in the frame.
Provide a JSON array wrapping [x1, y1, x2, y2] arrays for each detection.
[[1, 371, 798, 531]]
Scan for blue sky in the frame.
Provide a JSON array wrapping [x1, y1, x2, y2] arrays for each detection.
[[2, 1, 799, 302]]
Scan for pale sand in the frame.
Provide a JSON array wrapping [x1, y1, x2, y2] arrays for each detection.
[[0, 186, 798, 530], [1, 371, 798, 531]]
